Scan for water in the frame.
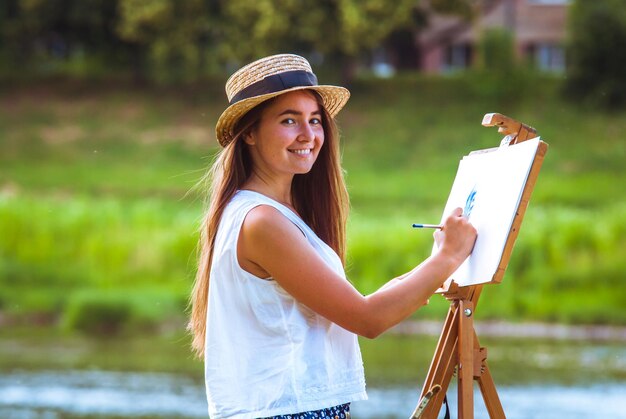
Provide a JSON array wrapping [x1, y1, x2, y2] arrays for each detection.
[[2, 330, 625, 418], [0, 370, 206, 418], [1, 369, 625, 418], [359, 385, 626, 418]]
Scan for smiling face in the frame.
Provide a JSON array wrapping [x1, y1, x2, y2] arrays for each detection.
[[243, 90, 325, 184]]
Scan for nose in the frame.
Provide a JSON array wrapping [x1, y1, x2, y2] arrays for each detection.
[[297, 122, 315, 142]]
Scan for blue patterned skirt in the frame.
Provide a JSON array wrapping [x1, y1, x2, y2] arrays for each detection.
[[259, 403, 351, 419]]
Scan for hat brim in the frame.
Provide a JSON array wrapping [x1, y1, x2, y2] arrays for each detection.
[[215, 85, 350, 147]]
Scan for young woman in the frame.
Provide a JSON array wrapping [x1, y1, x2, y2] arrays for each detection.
[[188, 54, 477, 419]]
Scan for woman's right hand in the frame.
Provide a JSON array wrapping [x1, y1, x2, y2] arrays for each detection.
[[433, 207, 477, 266]]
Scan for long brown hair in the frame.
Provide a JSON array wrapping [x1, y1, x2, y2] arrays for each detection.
[[188, 91, 350, 358]]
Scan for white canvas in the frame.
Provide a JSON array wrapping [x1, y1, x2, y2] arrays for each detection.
[[435, 137, 541, 287]]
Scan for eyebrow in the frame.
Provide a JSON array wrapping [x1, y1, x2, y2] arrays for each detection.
[[277, 109, 322, 117]]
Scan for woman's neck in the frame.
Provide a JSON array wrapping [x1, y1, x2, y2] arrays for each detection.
[[242, 177, 295, 210]]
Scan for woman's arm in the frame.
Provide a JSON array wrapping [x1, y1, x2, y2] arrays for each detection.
[[238, 206, 476, 338]]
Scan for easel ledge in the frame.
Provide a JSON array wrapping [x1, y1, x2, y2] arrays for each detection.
[[411, 113, 549, 419]]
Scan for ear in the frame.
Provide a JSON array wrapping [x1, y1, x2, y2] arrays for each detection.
[[243, 130, 256, 146]]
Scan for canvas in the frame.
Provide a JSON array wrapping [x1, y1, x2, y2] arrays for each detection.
[[435, 137, 542, 287]]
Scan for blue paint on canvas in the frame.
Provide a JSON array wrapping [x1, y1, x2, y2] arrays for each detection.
[[464, 187, 477, 217]]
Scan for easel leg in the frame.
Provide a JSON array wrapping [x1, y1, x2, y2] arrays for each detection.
[[418, 301, 459, 418], [416, 284, 506, 419], [477, 363, 506, 418], [472, 331, 506, 418], [458, 299, 474, 419]]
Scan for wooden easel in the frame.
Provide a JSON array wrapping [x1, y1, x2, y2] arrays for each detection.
[[411, 113, 549, 419]]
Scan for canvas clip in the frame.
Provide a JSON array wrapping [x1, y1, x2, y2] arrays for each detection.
[[499, 134, 515, 149]]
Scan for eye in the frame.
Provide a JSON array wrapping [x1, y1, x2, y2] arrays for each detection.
[[281, 118, 296, 125], [310, 117, 322, 125]]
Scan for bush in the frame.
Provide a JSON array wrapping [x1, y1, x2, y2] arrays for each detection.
[[565, 0, 626, 108], [465, 28, 535, 103], [63, 293, 133, 336], [60, 288, 187, 336]]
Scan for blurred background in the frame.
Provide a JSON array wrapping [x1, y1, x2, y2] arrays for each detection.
[[1, 0, 625, 417]]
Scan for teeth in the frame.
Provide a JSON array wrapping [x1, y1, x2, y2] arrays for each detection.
[[291, 149, 311, 155]]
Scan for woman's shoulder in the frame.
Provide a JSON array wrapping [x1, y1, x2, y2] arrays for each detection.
[[243, 204, 294, 233], [238, 203, 310, 273], [226, 190, 308, 238], [244, 203, 307, 244]]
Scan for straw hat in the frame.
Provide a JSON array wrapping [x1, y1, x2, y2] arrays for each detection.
[[215, 54, 350, 147]]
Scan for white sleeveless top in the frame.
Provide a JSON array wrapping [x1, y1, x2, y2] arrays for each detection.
[[204, 190, 367, 419]]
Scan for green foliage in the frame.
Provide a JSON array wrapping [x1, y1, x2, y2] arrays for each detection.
[[205, 0, 417, 60], [218, 0, 301, 61], [346, 204, 626, 326], [3, 197, 626, 328], [0, 195, 198, 288], [334, 0, 416, 56], [1, 76, 626, 332], [346, 213, 441, 294], [219, 0, 417, 81], [479, 205, 626, 324], [464, 28, 534, 103], [61, 288, 186, 336], [428, 0, 476, 19], [0, 0, 124, 77], [1, 0, 422, 83], [477, 28, 515, 73], [566, 0, 626, 108], [63, 292, 134, 335], [116, 0, 214, 83]]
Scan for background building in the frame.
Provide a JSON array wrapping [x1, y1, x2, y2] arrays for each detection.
[[417, 0, 570, 73]]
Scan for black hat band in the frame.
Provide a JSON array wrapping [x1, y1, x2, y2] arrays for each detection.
[[229, 70, 318, 105]]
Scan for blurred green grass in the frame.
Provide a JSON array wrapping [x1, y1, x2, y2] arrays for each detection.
[[1, 75, 625, 333]]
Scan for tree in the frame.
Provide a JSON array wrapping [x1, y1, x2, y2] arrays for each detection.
[[0, 0, 122, 68], [566, 0, 626, 108], [116, 0, 216, 83], [428, 0, 478, 19], [220, 0, 418, 83], [1, 0, 482, 83]]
